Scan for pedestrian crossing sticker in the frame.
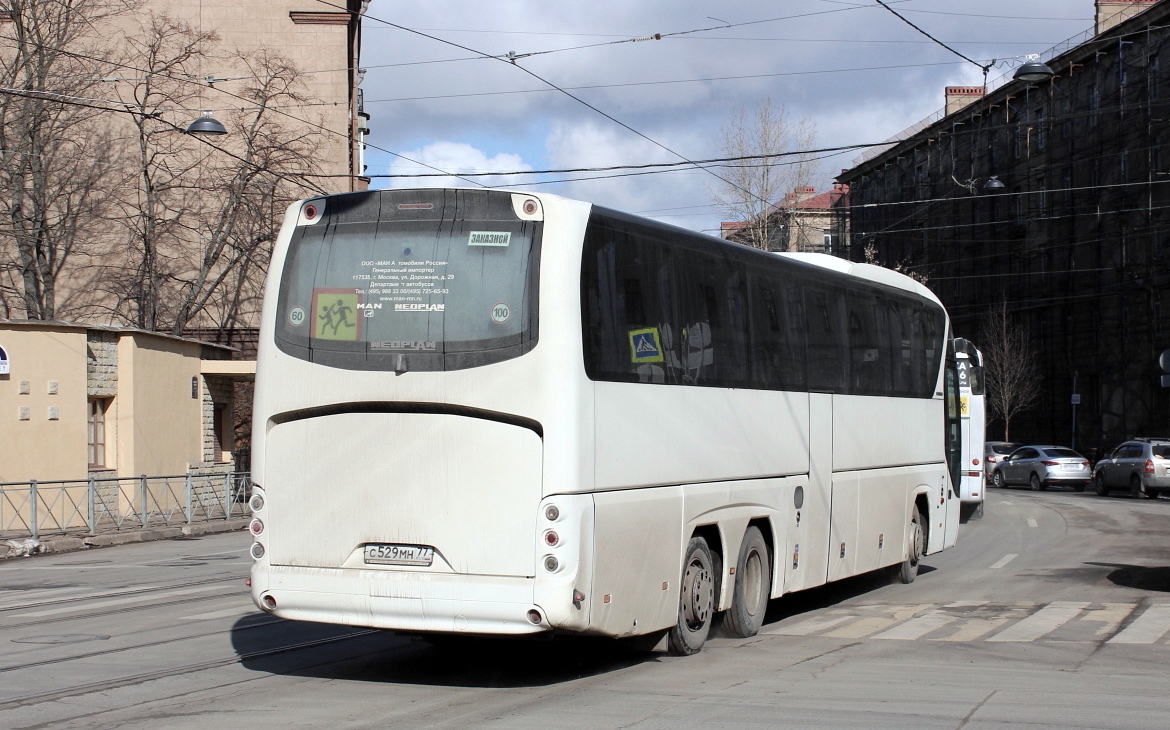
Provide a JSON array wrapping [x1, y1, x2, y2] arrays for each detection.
[[629, 327, 664, 363]]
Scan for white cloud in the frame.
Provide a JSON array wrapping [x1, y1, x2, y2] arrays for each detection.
[[386, 141, 533, 189]]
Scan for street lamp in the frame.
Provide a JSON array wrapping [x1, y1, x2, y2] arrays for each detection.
[[186, 111, 227, 135], [982, 176, 1006, 192], [1013, 58, 1055, 84]]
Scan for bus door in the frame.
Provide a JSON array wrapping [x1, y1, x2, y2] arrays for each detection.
[[941, 358, 962, 548]]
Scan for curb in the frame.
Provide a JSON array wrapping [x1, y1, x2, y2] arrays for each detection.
[[2, 518, 250, 559]]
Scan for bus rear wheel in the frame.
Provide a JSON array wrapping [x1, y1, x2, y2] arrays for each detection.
[[893, 506, 924, 584], [720, 527, 771, 638], [668, 536, 715, 655]]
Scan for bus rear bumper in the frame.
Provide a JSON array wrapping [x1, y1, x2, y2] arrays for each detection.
[[252, 564, 547, 635]]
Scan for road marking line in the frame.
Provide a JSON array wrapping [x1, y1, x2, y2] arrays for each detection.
[[1108, 604, 1170, 644], [768, 614, 855, 635], [21, 585, 227, 617], [944, 601, 990, 608], [1027, 518, 1038, 527], [179, 603, 257, 621], [989, 554, 1018, 570], [986, 602, 1089, 642], [1000, 501, 1014, 505], [874, 612, 955, 640]]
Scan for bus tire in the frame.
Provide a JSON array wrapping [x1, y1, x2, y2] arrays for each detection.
[[668, 536, 716, 656], [721, 527, 771, 639], [893, 506, 924, 584]]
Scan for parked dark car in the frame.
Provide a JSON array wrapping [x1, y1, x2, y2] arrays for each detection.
[[1092, 438, 1170, 498], [984, 441, 1021, 479], [990, 445, 1091, 491]]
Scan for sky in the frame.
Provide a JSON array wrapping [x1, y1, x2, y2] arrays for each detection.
[[355, 0, 1098, 236]]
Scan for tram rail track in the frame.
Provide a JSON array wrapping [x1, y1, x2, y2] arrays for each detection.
[[0, 586, 248, 631], [0, 575, 240, 614], [0, 629, 380, 710]]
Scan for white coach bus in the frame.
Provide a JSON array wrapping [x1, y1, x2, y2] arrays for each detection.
[[955, 339, 986, 521], [248, 188, 963, 655]]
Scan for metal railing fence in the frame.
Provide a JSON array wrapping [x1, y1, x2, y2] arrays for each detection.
[[0, 472, 250, 540]]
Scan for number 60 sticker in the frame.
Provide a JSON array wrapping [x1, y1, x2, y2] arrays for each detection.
[[491, 302, 510, 324], [289, 306, 306, 326]]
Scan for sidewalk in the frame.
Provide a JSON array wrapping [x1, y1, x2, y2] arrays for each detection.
[[2, 518, 250, 559]]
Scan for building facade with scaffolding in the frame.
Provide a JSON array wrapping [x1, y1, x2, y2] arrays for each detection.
[[833, 0, 1170, 452]]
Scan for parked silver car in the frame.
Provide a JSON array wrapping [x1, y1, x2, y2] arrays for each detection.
[[984, 441, 1021, 479], [1092, 438, 1170, 498], [990, 445, 1091, 491]]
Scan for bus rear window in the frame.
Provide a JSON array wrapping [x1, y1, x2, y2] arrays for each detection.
[[274, 191, 540, 371]]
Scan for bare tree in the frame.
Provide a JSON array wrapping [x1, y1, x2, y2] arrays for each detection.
[[103, 14, 324, 333], [710, 98, 816, 250], [862, 240, 929, 284], [979, 300, 1042, 441], [0, 0, 133, 320], [167, 48, 325, 334]]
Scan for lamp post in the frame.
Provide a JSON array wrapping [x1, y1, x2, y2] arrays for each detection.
[[186, 111, 227, 135], [1013, 57, 1055, 84], [982, 176, 1006, 193]]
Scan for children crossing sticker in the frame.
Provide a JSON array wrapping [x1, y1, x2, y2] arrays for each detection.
[[628, 327, 664, 363]]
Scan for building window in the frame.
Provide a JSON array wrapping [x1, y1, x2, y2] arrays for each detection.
[[88, 398, 110, 468]]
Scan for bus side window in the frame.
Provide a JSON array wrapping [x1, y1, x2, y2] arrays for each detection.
[[805, 287, 847, 391]]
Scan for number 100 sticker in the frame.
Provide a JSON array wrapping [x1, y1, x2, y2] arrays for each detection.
[[491, 302, 510, 324]]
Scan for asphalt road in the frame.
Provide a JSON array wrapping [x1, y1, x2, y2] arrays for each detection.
[[1, 488, 1167, 730]]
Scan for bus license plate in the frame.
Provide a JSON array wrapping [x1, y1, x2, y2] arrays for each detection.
[[363, 543, 434, 566]]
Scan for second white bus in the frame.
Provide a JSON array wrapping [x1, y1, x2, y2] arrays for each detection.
[[955, 339, 986, 521], [248, 188, 963, 655]]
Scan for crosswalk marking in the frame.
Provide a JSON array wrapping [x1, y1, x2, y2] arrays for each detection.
[[986, 601, 1088, 642], [1107, 604, 1170, 644], [874, 611, 954, 640], [934, 617, 1009, 642], [1081, 603, 1133, 637], [764, 601, 1170, 645], [768, 613, 855, 636], [823, 604, 931, 638]]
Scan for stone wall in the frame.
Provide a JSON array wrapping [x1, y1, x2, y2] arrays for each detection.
[[86, 330, 117, 397], [200, 375, 234, 465]]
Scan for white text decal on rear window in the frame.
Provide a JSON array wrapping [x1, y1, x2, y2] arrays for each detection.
[[468, 231, 511, 247]]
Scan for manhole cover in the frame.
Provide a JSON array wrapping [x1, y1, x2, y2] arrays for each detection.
[[13, 634, 110, 645]]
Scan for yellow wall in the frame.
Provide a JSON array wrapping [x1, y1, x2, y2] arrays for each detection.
[[117, 333, 205, 478], [0, 326, 88, 482]]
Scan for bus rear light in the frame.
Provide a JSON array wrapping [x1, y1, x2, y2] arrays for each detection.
[[972, 458, 980, 466], [526, 609, 542, 624], [543, 530, 559, 547], [522, 199, 539, 215], [544, 504, 560, 521], [262, 594, 276, 610], [303, 204, 317, 220], [543, 555, 559, 572], [249, 494, 265, 512], [249, 519, 265, 536], [250, 542, 266, 560], [572, 589, 585, 603]]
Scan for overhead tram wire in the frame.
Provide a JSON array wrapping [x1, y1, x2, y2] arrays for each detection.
[[0, 85, 333, 195], [314, 0, 803, 207], [0, 34, 481, 189]]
